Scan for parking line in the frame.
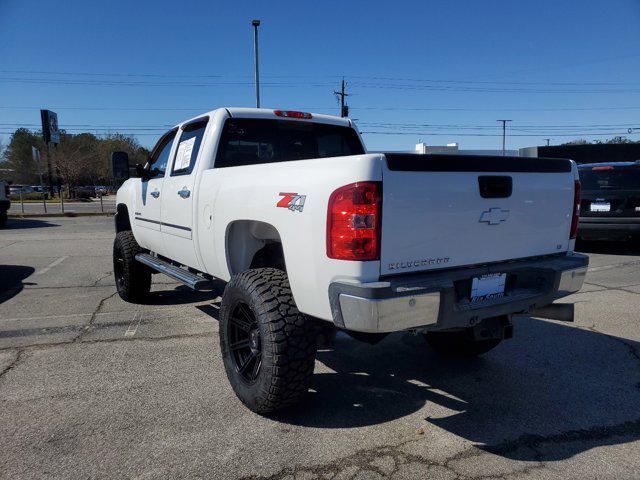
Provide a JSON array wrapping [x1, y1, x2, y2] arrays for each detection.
[[124, 313, 143, 337], [36, 256, 69, 276]]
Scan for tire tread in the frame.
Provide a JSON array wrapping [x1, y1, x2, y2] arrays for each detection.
[[220, 268, 317, 413]]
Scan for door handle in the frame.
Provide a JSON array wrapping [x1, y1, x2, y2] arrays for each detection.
[[178, 188, 191, 199], [150, 190, 160, 198]]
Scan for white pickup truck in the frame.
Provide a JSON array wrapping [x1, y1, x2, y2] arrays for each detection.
[[114, 108, 588, 413]]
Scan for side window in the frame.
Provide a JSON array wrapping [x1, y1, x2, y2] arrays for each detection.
[[171, 121, 207, 176], [148, 130, 177, 178]]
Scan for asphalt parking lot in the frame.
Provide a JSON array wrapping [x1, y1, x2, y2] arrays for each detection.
[[1, 216, 639, 479]]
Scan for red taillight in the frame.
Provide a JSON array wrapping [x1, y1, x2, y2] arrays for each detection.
[[274, 110, 312, 119], [592, 166, 614, 171], [327, 182, 382, 261], [570, 180, 581, 239]]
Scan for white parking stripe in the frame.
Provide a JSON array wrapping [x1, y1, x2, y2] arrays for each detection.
[[125, 313, 143, 337], [35, 256, 69, 276]]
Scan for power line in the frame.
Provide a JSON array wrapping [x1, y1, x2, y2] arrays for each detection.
[[2, 105, 640, 113], [2, 75, 640, 94], [358, 122, 640, 129], [3, 69, 639, 86], [347, 81, 640, 94], [0, 76, 335, 88], [360, 131, 639, 138], [5, 121, 640, 132], [2, 126, 638, 139]]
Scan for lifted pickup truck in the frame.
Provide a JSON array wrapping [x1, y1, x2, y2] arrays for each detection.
[[114, 108, 588, 413]]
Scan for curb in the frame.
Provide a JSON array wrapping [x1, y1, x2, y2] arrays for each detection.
[[8, 212, 114, 218]]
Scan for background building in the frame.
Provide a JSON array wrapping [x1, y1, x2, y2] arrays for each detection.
[[415, 142, 519, 156]]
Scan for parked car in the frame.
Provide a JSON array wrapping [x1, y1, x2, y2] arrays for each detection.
[[577, 161, 640, 241], [72, 186, 96, 199], [114, 108, 588, 413], [29, 185, 50, 199], [0, 180, 10, 228], [9, 185, 34, 195], [94, 186, 108, 196]]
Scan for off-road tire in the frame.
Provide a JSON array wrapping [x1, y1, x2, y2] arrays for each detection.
[[220, 268, 317, 414], [113, 230, 151, 303], [424, 329, 501, 357]]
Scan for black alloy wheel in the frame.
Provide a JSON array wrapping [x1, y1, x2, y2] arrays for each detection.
[[228, 301, 262, 383]]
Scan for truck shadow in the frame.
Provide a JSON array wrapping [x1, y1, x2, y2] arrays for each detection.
[[273, 318, 640, 462], [0, 265, 36, 304], [4, 218, 59, 229]]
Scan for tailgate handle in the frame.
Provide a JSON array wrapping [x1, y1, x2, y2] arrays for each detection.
[[478, 176, 512, 198]]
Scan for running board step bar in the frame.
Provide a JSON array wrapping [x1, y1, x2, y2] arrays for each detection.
[[135, 253, 211, 291]]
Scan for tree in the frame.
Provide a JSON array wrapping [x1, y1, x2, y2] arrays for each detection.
[[98, 133, 149, 176], [599, 136, 636, 145], [0, 129, 44, 183], [563, 137, 639, 146], [0, 128, 150, 187], [50, 132, 101, 187]]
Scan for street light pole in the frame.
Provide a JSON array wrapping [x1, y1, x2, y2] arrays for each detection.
[[497, 120, 512, 156], [252, 19, 261, 108]]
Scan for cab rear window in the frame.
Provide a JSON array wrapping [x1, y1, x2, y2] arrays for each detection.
[[579, 166, 640, 190], [214, 118, 364, 168]]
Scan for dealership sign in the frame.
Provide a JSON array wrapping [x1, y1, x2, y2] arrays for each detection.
[[40, 109, 60, 144]]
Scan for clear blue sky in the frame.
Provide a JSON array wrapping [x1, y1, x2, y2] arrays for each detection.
[[1, 0, 640, 152]]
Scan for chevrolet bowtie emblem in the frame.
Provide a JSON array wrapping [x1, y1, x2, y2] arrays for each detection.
[[479, 207, 510, 225]]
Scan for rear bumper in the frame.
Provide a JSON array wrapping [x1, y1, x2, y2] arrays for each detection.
[[578, 217, 640, 239], [329, 253, 589, 333]]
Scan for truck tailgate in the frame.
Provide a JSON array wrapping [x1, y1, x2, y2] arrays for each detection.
[[380, 154, 575, 276]]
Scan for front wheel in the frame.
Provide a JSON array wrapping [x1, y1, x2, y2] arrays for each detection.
[[219, 268, 317, 414], [113, 230, 151, 303]]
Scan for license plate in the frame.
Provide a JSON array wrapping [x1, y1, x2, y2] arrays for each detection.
[[590, 202, 611, 212], [471, 273, 506, 303]]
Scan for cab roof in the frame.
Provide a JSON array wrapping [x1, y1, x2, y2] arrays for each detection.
[[177, 108, 352, 129]]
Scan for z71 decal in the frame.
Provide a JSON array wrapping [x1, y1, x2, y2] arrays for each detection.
[[277, 192, 306, 212]]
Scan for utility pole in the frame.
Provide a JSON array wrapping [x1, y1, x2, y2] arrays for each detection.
[[497, 120, 512, 156], [334, 77, 350, 117], [252, 19, 261, 108], [544, 138, 550, 146]]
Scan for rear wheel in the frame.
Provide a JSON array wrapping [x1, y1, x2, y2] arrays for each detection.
[[424, 328, 502, 357], [0, 212, 7, 229], [220, 268, 317, 414], [113, 230, 151, 303]]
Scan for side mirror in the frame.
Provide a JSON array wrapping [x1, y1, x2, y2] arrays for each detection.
[[111, 151, 130, 181], [135, 163, 150, 180]]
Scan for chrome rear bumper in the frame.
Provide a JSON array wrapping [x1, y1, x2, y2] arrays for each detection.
[[329, 253, 589, 333]]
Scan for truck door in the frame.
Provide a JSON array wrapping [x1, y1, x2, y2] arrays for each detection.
[[160, 118, 208, 269], [133, 128, 177, 254]]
